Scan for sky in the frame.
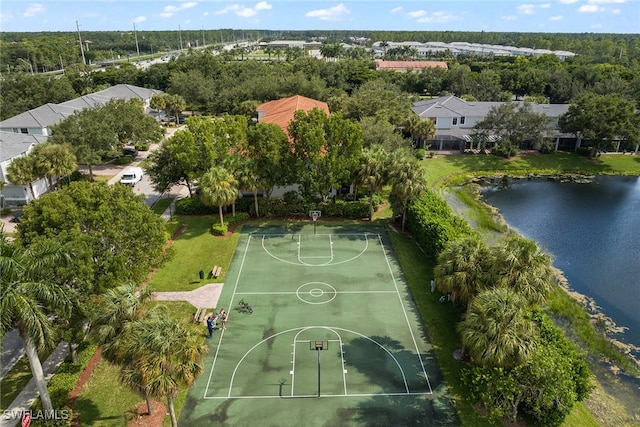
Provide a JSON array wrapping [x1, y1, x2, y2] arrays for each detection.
[[1, 0, 639, 34]]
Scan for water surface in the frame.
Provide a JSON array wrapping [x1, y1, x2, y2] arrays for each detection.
[[481, 175, 640, 351]]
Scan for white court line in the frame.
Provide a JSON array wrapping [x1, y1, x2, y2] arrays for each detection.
[[219, 326, 420, 399], [234, 291, 397, 295], [377, 234, 433, 394], [260, 234, 369, 266], [203, 234, 253, 399], [205, 232, 433, 399]]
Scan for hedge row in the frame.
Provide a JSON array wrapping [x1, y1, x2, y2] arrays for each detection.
[[176, 195, 375, 220], [406, 190, 477, 257]]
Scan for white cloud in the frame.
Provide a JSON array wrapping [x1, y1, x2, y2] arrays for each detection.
[[550, 15, 563, 21], [215, 2, 272, 18], [255, 2, 272, 11], [406, 10, 427, 18], [591, 23, 603, 28], [540, 3, 551, 8], [390, 7, 403, 14], [416, 11, 456, 23], [588, 0, 625, 3], [305, 3, 350, 21], [611, 8, 621, 13], [578, 4, 603, 12], [160, 2, 198, 18], [0, 11, 12, 23], [236, 7, 257, 17], [23, 3, 45, 17], [518, 4, 536, 15], [558, 0, 579, 3], [502, 15, 518, 21], [133, 16, 147, 23]]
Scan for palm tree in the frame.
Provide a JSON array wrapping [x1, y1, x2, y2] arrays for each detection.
[[458, 287, 538, 369], [92, 283, 154, 412], [232, 157, 262, 218], [354, 147, 388, 220], [199, 166, 238, 226], [6, 155, 41, 201], [0, 237, 73, 413], [493, 235, 554, 306], [33, 143, 77, 191], [117, 307, 208, 427], [434, 236, 494, 306], [389, 155, 427, 230]]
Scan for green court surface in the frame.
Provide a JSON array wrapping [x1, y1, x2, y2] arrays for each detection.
[[179, 224, 459, 426]]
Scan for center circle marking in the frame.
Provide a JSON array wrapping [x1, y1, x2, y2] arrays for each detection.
[[296, 282, 337, 304]]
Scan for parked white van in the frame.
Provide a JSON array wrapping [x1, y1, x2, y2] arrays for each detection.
[[120, 167, 144, 186]]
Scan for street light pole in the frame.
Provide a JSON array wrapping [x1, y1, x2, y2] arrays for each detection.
[[76, 20, 86, 65]]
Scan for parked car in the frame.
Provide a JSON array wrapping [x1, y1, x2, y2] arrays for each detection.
[[119, 167, 144, 186], [122, 146, 139, 156]]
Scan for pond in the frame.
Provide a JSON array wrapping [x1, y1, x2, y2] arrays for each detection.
[[481, 175, 640, 355]]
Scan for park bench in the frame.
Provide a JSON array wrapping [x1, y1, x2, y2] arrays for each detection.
[[211, 265, 222, 278], [194, 308, 207, 323]]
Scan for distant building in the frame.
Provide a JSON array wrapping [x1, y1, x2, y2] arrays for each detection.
[[412, 96, 569, 151]]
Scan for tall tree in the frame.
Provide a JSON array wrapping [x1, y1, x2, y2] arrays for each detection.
[[116, 307, 208, 427], [0, 237, 73, 413], [6, 155, 42, 201], [492, 235, 554, 307], [199, 166, 238, 226], [472, 102, 551, 157], [388, 153, 427, 230], [246, 122, 290, 203], [31, 143, 77, 191], [458, 287, 538, 369], [434, 236, 494, 306], [559, 93, 640, 158], [354, 146, 388, 219], [17, 182, 166, 292]]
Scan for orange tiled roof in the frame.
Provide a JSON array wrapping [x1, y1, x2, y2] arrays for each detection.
[[256, 95, 330, 134], [374, 60, 448, 71]]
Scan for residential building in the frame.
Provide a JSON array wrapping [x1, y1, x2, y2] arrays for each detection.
[[0, 132, 49, 206], [0, 84, 162, 205], [412, 96, 570, 151], [256, 95, 330, 137]]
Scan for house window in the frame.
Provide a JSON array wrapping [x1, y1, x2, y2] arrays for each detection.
[[452, 117, 458, 126], [20, 128, 28, 134], [460, 117, 466, 125]]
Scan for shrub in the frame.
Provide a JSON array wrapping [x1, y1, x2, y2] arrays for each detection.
[[406, 190, 477, 257], [114, 155, 135, 165], [211, 223, 228, 236], [414, 148, 426, 160], [175, 196, 217, 215]]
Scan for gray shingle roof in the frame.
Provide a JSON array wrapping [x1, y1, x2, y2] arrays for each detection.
[[0, 84, 163, 130], [0, 131, 48, 162], [412, 96, 569, 119]]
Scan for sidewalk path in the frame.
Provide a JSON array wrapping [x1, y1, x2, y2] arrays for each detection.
[[151, 283, 224, 310], [0, 342, 69, 427]]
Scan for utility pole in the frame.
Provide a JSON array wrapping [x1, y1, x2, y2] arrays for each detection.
[[76, 20, 86, 65], [179, 25, 183, 50], [202, 27, 205, 48], [133, 23, 140, 59]]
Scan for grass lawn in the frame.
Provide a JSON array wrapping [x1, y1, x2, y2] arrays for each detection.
[[74, 359, 141, 427], [422, 152, 640, 188], [0, 356, 34, 411], [147, 215, 241, 292], [75, 301, 198, 427]]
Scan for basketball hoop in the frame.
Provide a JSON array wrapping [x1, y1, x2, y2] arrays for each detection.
[[312, 213, 318, 222]]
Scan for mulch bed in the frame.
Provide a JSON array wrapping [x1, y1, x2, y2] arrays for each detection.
[[127, 400, 167, 427]]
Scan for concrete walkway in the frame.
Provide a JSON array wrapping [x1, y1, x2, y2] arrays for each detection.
[[152, 283, 224, 310], [0, 342, 70, 427]]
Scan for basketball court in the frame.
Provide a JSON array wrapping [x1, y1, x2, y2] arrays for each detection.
[[179, 221, 458, 426]]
